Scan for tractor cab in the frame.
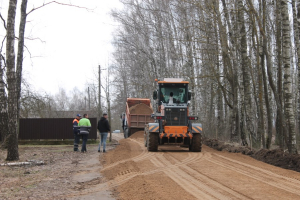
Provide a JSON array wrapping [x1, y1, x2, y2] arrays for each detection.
[[159, 83, 189, 105], [145, 78, 202, 152], [153, 78, 192, 126]]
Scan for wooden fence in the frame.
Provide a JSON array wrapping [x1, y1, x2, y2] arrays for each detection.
[[18, 118, 97, 140]]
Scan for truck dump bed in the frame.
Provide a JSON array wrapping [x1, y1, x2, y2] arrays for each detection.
[[126, 98, 154, 129]]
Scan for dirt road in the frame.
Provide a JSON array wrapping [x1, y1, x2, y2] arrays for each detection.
[[4, 132, 298, 199], [67, 131, 300, 200]]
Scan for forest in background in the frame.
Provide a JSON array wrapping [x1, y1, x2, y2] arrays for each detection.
[[110, 0, 300, 154]]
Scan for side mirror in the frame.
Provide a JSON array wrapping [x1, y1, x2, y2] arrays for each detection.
[[153, 90, 157, 100], [188, 92, 192, 100]]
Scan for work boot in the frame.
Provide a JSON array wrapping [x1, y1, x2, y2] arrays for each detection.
[[74, 143, 79, 151]]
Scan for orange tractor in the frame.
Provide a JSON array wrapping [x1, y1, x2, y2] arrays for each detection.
[[144, 78, 203, 152]]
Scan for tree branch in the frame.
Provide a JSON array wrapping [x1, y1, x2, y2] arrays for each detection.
[[27, 1, 93, 16], [1, 54, 6, 69], [0, 36, 6, 54], [0, 12, 7, 30], [24, 37, 46, 43]]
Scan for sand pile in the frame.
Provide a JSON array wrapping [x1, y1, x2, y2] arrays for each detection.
[[129, 103, 153, 114]]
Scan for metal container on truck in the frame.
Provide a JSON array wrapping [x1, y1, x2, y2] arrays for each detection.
[[123, 98, 154, 138]]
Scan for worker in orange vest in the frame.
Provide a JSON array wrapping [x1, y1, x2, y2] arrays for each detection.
[[73, 114, 81, 151]]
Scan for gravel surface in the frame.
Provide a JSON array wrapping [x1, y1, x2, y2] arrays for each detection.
[[0, 140, 117, 200]]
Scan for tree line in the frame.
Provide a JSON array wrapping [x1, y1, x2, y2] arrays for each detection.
[[110, 0, 300, 154]]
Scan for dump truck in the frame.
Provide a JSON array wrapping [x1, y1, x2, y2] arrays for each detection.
[[123, 98, 154, 138], [144, 78, 203, 152]]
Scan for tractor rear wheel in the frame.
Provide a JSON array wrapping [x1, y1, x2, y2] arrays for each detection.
[[147, 132, 158, 151], [190, 133, 202, 152]]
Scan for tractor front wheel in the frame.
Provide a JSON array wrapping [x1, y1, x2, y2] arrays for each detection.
[[147, 132, 158, 151], [190, 133, 202, 152]]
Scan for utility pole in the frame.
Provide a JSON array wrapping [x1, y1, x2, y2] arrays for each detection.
[[107, 67, 112, 142], [88, 87, 90, 111], [98, 65, 102, 117]]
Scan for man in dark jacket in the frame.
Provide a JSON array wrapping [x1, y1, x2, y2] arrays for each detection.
[[97, 113, 110, 152]]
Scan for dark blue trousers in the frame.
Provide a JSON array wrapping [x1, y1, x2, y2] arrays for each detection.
[[74, 132, 80, 151], [81, 134, 88, 152]]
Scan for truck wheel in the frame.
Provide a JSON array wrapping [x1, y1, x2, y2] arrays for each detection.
[[124, 129, 127, 138], [147, 132, 158, 151], [124, 128, 130, 138], [190, 133, 202, 152], [127, 128, 131, 137], [144, 131, 148, 147]]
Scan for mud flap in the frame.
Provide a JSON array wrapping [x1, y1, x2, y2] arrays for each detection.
[[148, 123, 160, 133], [191, 123, 203, 134]]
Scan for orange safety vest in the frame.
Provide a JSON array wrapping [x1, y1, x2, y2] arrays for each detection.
[[73, 118, 79, 125]]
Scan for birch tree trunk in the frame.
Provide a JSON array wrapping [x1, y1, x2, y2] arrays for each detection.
[[275, 0, 284, 148], [297, 0, 300, 136], [257, 39, 265, 148], [16, 0, 28, 121], [0, 55, 8, 148], [238, 0, 252, 146], [293, 0, 300, 139], [262, 0, 273, 150], [6, 0, 19, 161], [281, 0, 297, 154]]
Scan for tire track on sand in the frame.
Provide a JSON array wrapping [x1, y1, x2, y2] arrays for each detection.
[[101, 138, 154, 171], [152, 153, 229, 200], [215, 154, 300, 185], [66, 152, 203, 198], [205, 153, 300, 196], [165, 152, 253, 200]]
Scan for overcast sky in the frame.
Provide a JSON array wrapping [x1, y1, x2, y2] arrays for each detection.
[[0, 0, 122, 95]]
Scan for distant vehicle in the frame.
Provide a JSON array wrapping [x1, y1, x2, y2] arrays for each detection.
[[113, 130, 120, 133]]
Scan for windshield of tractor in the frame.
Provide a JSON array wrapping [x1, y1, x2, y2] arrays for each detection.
[[159, 83, 188, 103]]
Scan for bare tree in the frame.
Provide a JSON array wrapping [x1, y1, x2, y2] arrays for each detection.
[[281, 0, 297, 154], [16, 0, 28, 120], [6, 0, 19, 161]]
